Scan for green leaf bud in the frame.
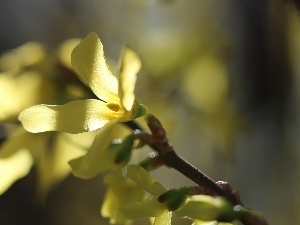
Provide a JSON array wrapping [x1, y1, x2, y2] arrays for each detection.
[[131, 100, 148, 120], [110, 135, 134, 165], [158, 187, 188, 211]]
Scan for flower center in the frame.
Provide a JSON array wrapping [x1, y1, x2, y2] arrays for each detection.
[[107, 103, 120, 112]]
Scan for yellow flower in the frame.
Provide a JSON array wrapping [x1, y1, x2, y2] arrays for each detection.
[[101, 166, 172, 225], [0, 42, 45, 72], [0, 127, 93, 196], [101, 171, 145, 225], [176, 195, 236, 222], [68, 121, 132, 179], [18, 32, 146, 134], [0, 128, 34, 195], [0, 38, 96, 196], [120, 165, 171, 225]]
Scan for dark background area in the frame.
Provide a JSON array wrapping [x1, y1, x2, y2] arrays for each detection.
[[0, 0, 299, 224]]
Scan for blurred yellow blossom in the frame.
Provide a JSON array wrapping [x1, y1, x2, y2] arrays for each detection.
[[0, 37, 95, 196], [0, 42, 45, 72], [0, 149, 32, 195], [182, 55, 246, 155], [34, 131, 96, 198], [182, 56, 229, 113], [0, 71, 52, 121], [57, 38, 81, 70], [0, 126, 95, 197], [0, 127, 45, 195]]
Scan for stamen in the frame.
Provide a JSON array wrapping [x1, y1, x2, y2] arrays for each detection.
[[107, 103, 120, 112]]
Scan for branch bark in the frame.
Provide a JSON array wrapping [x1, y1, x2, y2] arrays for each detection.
[[124, 114, 269, 225]]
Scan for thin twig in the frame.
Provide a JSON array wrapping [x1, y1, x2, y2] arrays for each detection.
[[123, 115, 269, 225], [126, 115, 240, 205]]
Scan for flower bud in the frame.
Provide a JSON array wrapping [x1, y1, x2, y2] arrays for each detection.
[[131, 100, 148, 120]]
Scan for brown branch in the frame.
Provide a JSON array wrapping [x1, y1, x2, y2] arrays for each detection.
[[124, 115, 269, 225]]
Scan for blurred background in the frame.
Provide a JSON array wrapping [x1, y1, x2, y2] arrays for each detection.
[[0, 0, 299, 224]]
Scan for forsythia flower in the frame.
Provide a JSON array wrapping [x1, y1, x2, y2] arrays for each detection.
[[0, 127, 91, 196], [68, 122, 134, 179], [121, 165, 238, 225], [18, 32, 146, 134], [0, 128, 35, 195], [0, 39, 90, 196], [120, 165, 172, 225], [101, 171, 145, 225]]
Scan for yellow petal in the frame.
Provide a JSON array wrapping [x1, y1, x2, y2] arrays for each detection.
[[120, 197, 167, 219], [35, 132, 91, 199], [0, 128, 43, 158], [175, 195, 233, 221], [71, 32, 119, 102], [0, 71, 46, 121], [153, 211, 172, 225], [127, 164, 166, 195], [192, 220, 217, 225], [192, 221, 237, 225], [0, 149, 33, 195], [68, 122, 117, 179], [0, 128, 47, 195], [101, 171, 145, 224], [118, 46, 141, 111], [0, 42, 45, 71], [19, 100, 112, 133]]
